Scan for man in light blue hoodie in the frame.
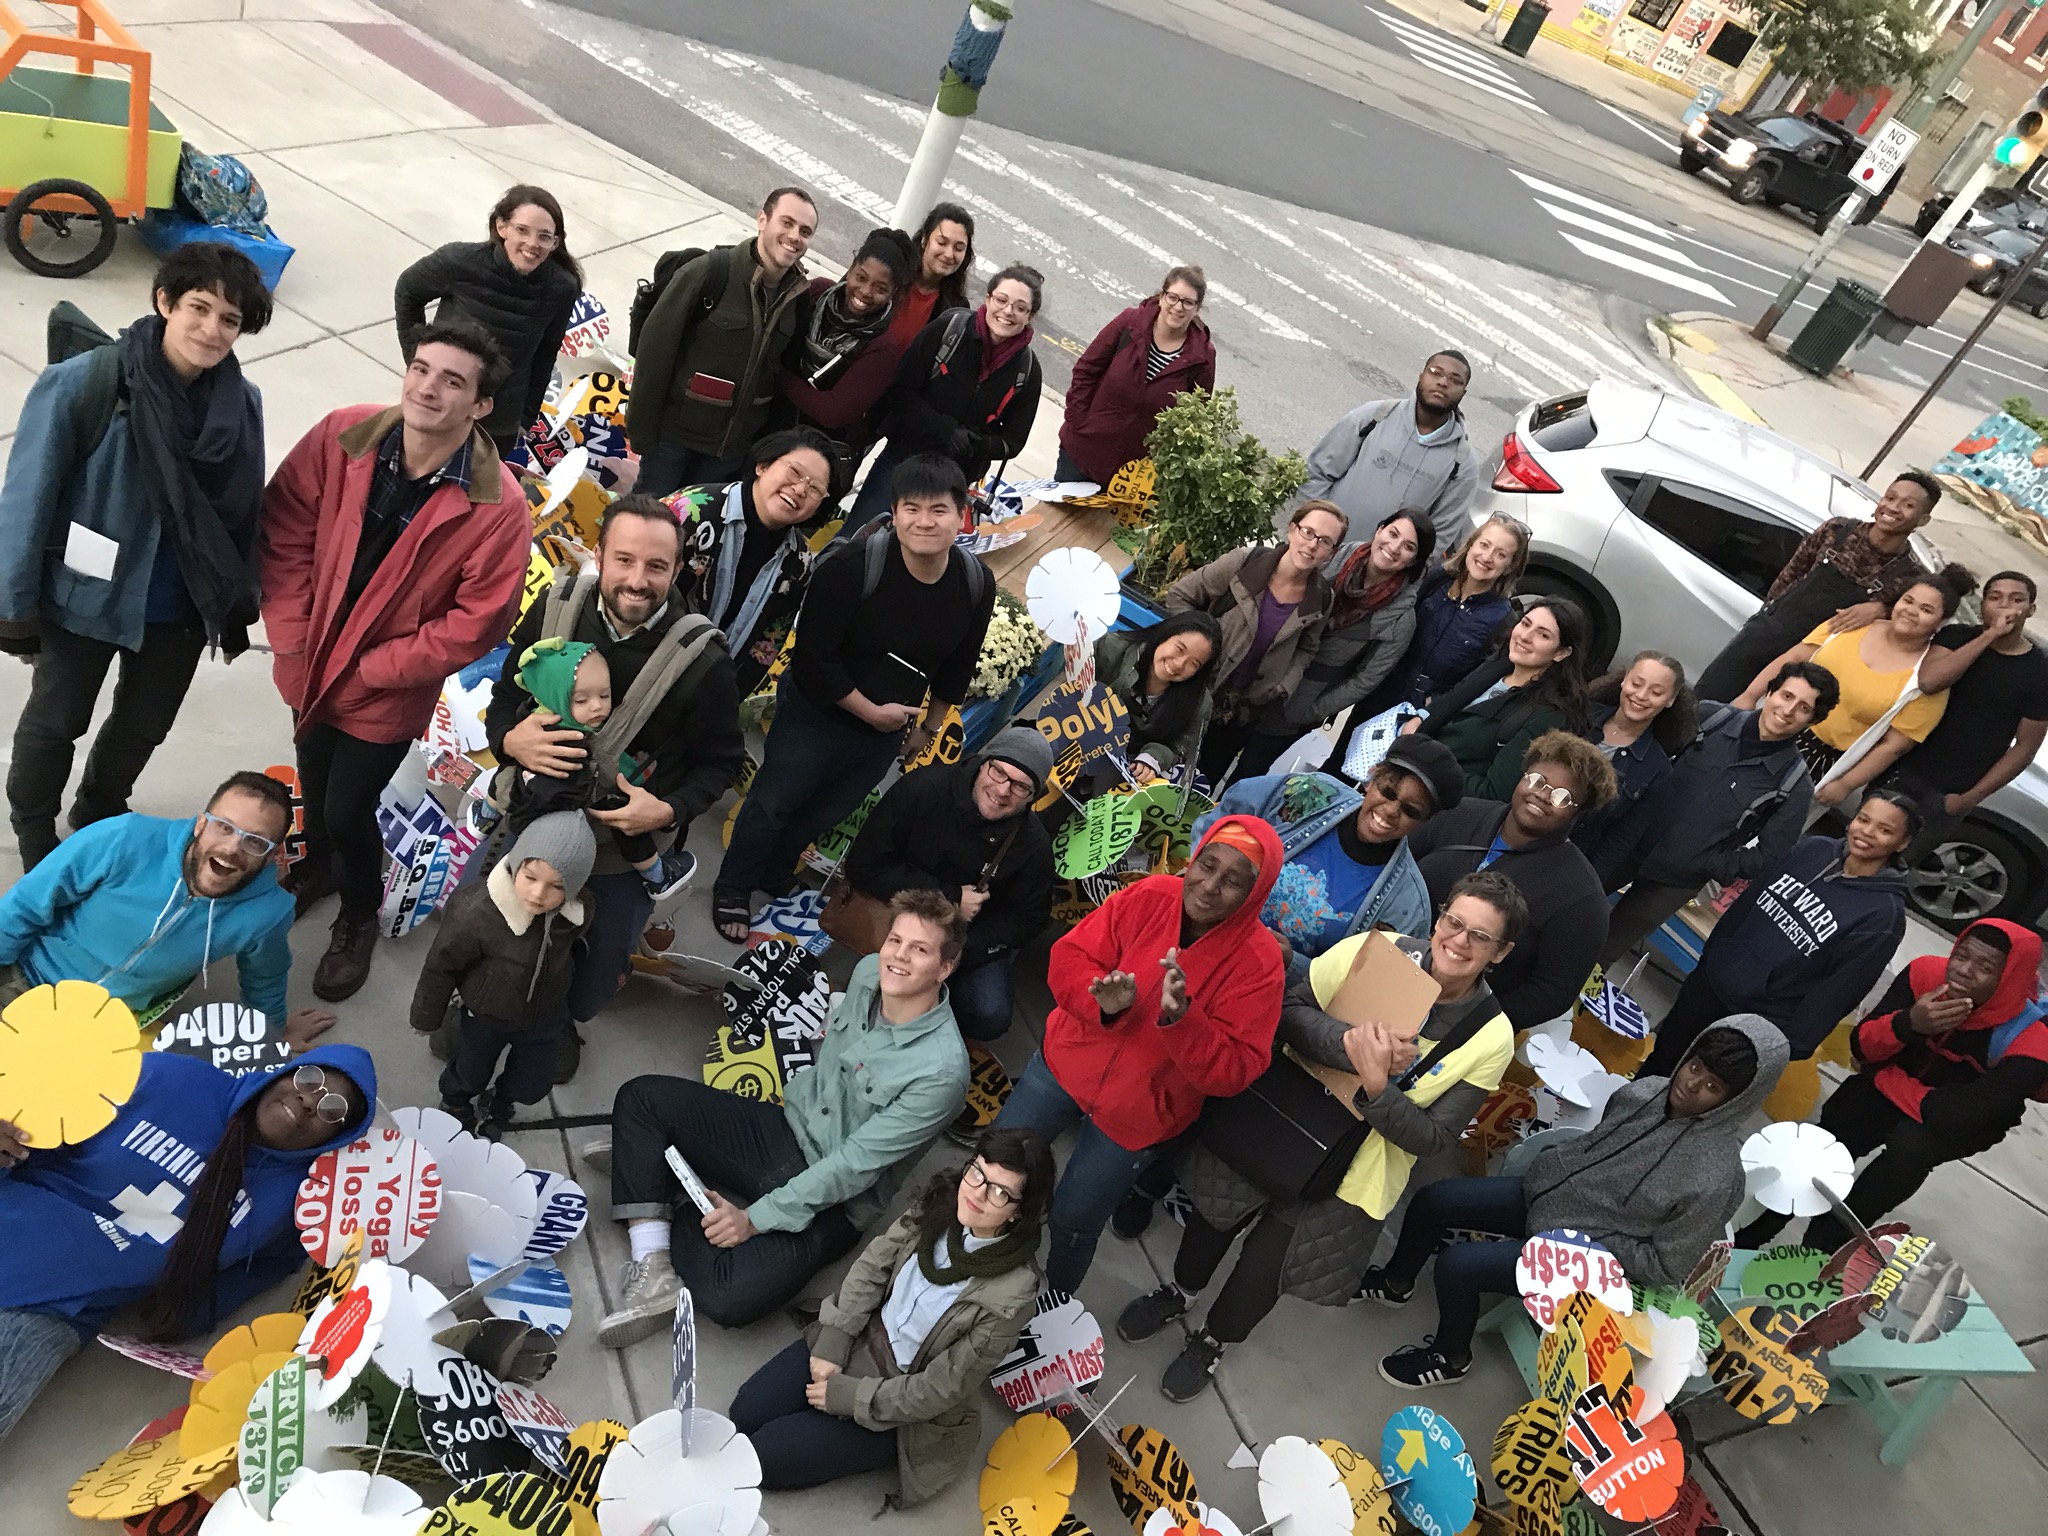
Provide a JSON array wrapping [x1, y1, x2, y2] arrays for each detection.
[[0, 770, 301, 1025]]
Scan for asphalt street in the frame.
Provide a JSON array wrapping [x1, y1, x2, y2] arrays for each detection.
[[404, 0, 2048, 455]]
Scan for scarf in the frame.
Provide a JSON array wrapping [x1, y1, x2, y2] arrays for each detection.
[[914, 1201, 1039, 1283], [974, 306, 1035, 383], [797, 280, 891, 377], [118, 316, 264, 651], [1328, 544, 1405, 631]]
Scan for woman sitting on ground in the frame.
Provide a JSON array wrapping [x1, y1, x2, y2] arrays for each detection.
[[729, 1127, 1052, 1503], [1405, 597, 1593, 800], [1092, 611, 1225, 786], [1120, 872, 1526, 1402], [1363, 1016, 1784, 1389], [1572, 650, 1695, 868]]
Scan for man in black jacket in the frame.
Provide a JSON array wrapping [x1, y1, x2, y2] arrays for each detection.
[[487, 495, 746, 1078], [1406, 731, 1615, 1030], [1589, 661, 1836, 965], [841, 727, 1057, 1040]]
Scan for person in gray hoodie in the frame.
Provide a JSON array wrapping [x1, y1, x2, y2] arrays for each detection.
[[1295, 352, 1477, 555], [1361, 1015, 1786, 1388]]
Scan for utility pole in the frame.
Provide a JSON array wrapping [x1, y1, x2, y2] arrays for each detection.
[[1751, 0, 2019, 339], [892, 1, 1014, 231]]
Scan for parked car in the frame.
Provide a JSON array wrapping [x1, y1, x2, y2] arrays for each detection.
[[1679, 110, 1891, 226], [1945, 223, 2048, 317], [1472, 379, 2048, 928], [1913, 184, 2048, 237]]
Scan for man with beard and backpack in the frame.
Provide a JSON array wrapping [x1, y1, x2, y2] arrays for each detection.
[[0, 245, 272, 869]]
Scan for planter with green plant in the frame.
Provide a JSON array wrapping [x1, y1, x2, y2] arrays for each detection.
[[1129, 386, 1307, 594]]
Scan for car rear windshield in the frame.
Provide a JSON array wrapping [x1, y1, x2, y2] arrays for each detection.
[[1529, 392, 1597, 452]]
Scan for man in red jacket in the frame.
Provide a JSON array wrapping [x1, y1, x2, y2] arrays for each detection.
[[1739, 918, 2048, 1254], [260, 317, 533, 1000], [993, 815, 1285, 1292]]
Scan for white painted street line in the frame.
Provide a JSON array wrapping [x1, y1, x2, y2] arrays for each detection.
[[1366, 7, 1548, 114], [1512, 171, 1675, 239], [1596, 100, 1680, 152], [1536, 201, 1712, 270], [1559, 232, 1733, 303]]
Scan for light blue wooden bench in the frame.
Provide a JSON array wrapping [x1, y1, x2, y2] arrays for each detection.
[[1472, 1249, 2034, 1465]]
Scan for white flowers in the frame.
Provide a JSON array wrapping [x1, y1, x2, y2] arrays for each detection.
[[969, 599, 1049, 701]]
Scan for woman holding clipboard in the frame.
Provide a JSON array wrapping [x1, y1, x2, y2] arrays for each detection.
[[1116, 872, 1524, 1402]]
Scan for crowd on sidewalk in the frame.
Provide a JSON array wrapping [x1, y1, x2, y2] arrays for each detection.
[[0, 173, 2044, 1509]]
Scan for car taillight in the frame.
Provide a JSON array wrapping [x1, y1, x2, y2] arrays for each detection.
[[1494, 432, 1562, 493]]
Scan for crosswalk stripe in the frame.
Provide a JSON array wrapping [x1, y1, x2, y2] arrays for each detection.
[[1365, 7, 1547, 113], [1416, 258, 1664, 388], [1558, 232, 1732, 303], [1401, 54, 1549, 110], [1511, 171, 1673, 239], [1373, 10, 1523, 75], [1393, 42, 1527, 95], [1535, 201, 1709, 269]]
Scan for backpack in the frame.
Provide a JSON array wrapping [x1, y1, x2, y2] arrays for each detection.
[[1693, 702, 1807, 841], [1342, 402, 1461, 486], [929, 308, 1035, 424], [173, 147, 269, 233], [628, 246, 732, 357], [45, 300, 123, 472], [817, 520, 989, 610]]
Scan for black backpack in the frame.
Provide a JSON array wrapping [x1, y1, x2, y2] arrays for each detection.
[[1692, 702, 1808, 839], [628, 245, 733, 357], [817, 520, 989, 609], [46, 300, 123, 470], [929, 308, 1035, 422]]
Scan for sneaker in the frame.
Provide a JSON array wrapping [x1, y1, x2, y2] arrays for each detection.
[[477, 1100, 516, 1141], [1377, 1339, 1470, 1390], [552, 1025, 584, 1086], [1111, 1190, 1156, 1241], [642, 849, 698, 906], [1354, 1267, 1414, 1307], [579, 1137, 613, 1175], [283, 852, 339, 921], [439, 1096, 479, 1135], [1117, 1283, 1190, 1343], [312, 908, 378, 1001], [597, 1254, 683, 1348], [1160, 1330, 1225, 1402]]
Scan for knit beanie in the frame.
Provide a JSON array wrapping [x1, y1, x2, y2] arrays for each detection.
[[516, 637, 599, 732], [507, 811, 597, 898], [982, 725, 1057, 793]]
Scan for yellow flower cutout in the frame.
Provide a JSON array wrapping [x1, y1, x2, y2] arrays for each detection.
[[0, 980, 144, 1148], [180, 1313, 307, 1458], [980, 1412, 1075, 1536], [68, 1432, 235, 1520]]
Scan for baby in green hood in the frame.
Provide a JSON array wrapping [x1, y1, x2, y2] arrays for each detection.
[[505, 637, 694, 900]]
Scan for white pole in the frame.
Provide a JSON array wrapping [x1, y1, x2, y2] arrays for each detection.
[[1922, 160, 1998, 247], [892, 1, 1014, 231]]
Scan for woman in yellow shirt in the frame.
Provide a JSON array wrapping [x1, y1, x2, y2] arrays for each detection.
[[1737, 566, 1976, 804]]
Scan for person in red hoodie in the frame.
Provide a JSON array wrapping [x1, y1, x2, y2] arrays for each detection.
[[992, 815, 1284, 1292], [260, 316, 533, 1001], [1055, 266, 1218, 488], [1739, 917, 2048, 1254]]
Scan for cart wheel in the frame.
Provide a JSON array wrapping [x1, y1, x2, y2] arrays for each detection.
[[4, 179, 119, 278]]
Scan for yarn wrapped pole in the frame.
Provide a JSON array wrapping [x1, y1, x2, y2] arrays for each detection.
[[892, 0, 1014, 230]]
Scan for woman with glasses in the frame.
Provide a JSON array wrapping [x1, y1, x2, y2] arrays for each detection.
[[1404, 731, 1616, 1030], [842, 264, 1046, 535], [1164, 501, 1346, 785], [394, 184, 583, 455], [729, 1126, 1052, 1501], [1406, 597, 1593, 800], [1055, 265, 1218, 489], [1119, 872, 1524, 1401], [0, 1043, 374, 1442]]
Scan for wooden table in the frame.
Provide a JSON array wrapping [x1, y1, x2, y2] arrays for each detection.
[[984, 500, 1128, 603]]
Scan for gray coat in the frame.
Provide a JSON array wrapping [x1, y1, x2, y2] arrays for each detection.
[[1298, 399, 1478, 554], [1180, 955, 1505, 1305], [1263, 563, 1419, 732]]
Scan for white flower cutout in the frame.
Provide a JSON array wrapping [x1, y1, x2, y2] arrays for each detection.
[[1741, 1122, 1855, 1216]]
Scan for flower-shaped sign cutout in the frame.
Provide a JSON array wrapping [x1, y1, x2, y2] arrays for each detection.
[[1257, 1436, 1354, 1536], [1562, 1382, 1683, 1524], [236, 1354, 313, 1521], [1378, 1405, 1477, 1536], [497, 1383, 578, 1479], [1106, 1425, 1199, 1536], [1315, 1439, 1396, 1536], [295, 1260, 392, 1410], [1740, 1121, 1854, 1216], [1517, 1229, 1632, 1331], [1142, 1505, 1244, 1536], [295, 1127, 442, 1266], [981, 1413, 1077, 1521], [1736, 1245, 1843, 1322], [1026, 548, 1120, 649], [427, 1471, 577, 1536], [992, 1290, 1106, 1410], [1707, 1304, 1828, 1424], [0, 979, 144, 1147], [1489, 1399, 1577, 1514], [68, 1433, 234, 1521], [558, 1419, 629, 1536], [595, 1409, 761, 1536], [211, 1468, 429, 1534]]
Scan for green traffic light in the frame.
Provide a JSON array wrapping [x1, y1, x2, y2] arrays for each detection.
[[1997, 135, 2029, 167]]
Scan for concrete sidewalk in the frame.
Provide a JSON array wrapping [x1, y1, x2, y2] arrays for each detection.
[[0, 4, 2039, 1535]]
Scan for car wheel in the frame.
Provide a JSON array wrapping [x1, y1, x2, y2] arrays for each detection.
[[1913, 202, 1944, 236], [1516, 567, 1617, 673], [1907, 819, 2040, 929], [1678, 151, 1708, 174], [1728, 166, 1771, 205], [1982, 269, 2008, 299]]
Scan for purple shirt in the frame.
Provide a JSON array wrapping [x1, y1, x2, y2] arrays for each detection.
[[1228, 589, 1298, 692]]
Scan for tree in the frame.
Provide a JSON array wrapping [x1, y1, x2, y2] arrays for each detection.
[[1757, 0, 1940, 98]]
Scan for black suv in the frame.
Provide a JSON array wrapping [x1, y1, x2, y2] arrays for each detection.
[[1679, 109, 1891, 226]]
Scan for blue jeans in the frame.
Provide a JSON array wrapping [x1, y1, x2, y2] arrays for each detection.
[[993, 1051, 1155, 1294], [568, 870, 657, 1025], [638, 441, 748, 499], [1382, 1175, 1528, 1361], [731, 1339, 897, 1488], [718, 680, 903, 905], [0, 1308, 81, 1443], [839, 441, 908, 538], [950, 953, 1016, 1043]]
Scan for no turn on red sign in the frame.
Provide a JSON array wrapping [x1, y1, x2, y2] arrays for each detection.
[[1850, 120, 1920, 189]]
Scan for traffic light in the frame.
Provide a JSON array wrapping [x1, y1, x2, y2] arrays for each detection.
[[1994, 88, 2048, 169]]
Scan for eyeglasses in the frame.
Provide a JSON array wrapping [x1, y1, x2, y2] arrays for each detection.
[[1520, 770, 1579, 811], [982, 762, 1036, 799], [292, 1064, 354, 1126], [1292, 525, 1340, 553], [1435, 906, 1505, 949], [199, 812, 278, 860], [1159, 291, 1201, 310], [987, 297, 1034, 317], [504, 221, 559, 248], [962, 1160, 1020, 1207]]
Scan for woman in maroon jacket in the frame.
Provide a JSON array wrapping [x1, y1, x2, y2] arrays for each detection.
[[992, 815, 1284, 1292], [1055, 266, 1217, 487]]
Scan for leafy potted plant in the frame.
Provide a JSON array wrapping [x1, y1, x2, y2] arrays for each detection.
[[1131, 386, 1306, 595]]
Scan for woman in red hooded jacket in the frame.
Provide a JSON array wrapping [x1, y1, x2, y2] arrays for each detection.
[[1739, 917, 2048, 1254], [1055, 267, 1218, 488], [993, 815, 1284, 1293]]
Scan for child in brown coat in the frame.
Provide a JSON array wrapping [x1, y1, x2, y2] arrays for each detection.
[[410, 811, 595, 1136]]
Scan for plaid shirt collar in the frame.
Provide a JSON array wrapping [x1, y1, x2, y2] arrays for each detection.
[[375, 424, 474, 496]]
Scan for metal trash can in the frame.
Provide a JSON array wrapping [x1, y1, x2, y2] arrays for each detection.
[[1786, 277, 1884, 376], [1500, 1, 1550, 56]]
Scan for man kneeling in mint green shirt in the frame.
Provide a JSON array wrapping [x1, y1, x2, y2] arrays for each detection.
[[590, 889, 972, 1340], [0, 771, 316, 1035]]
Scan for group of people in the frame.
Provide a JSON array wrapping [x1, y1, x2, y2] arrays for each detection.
[[0, 174, 2044, 1513]]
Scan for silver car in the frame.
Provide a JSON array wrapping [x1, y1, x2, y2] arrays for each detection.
[[1468, 378, 2048, 929]]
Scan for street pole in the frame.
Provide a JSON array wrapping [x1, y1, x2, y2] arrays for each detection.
[[1750, 0, 2018, 340], [1861, 225, 2048, 477], [892, 0, 1014, 231]]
